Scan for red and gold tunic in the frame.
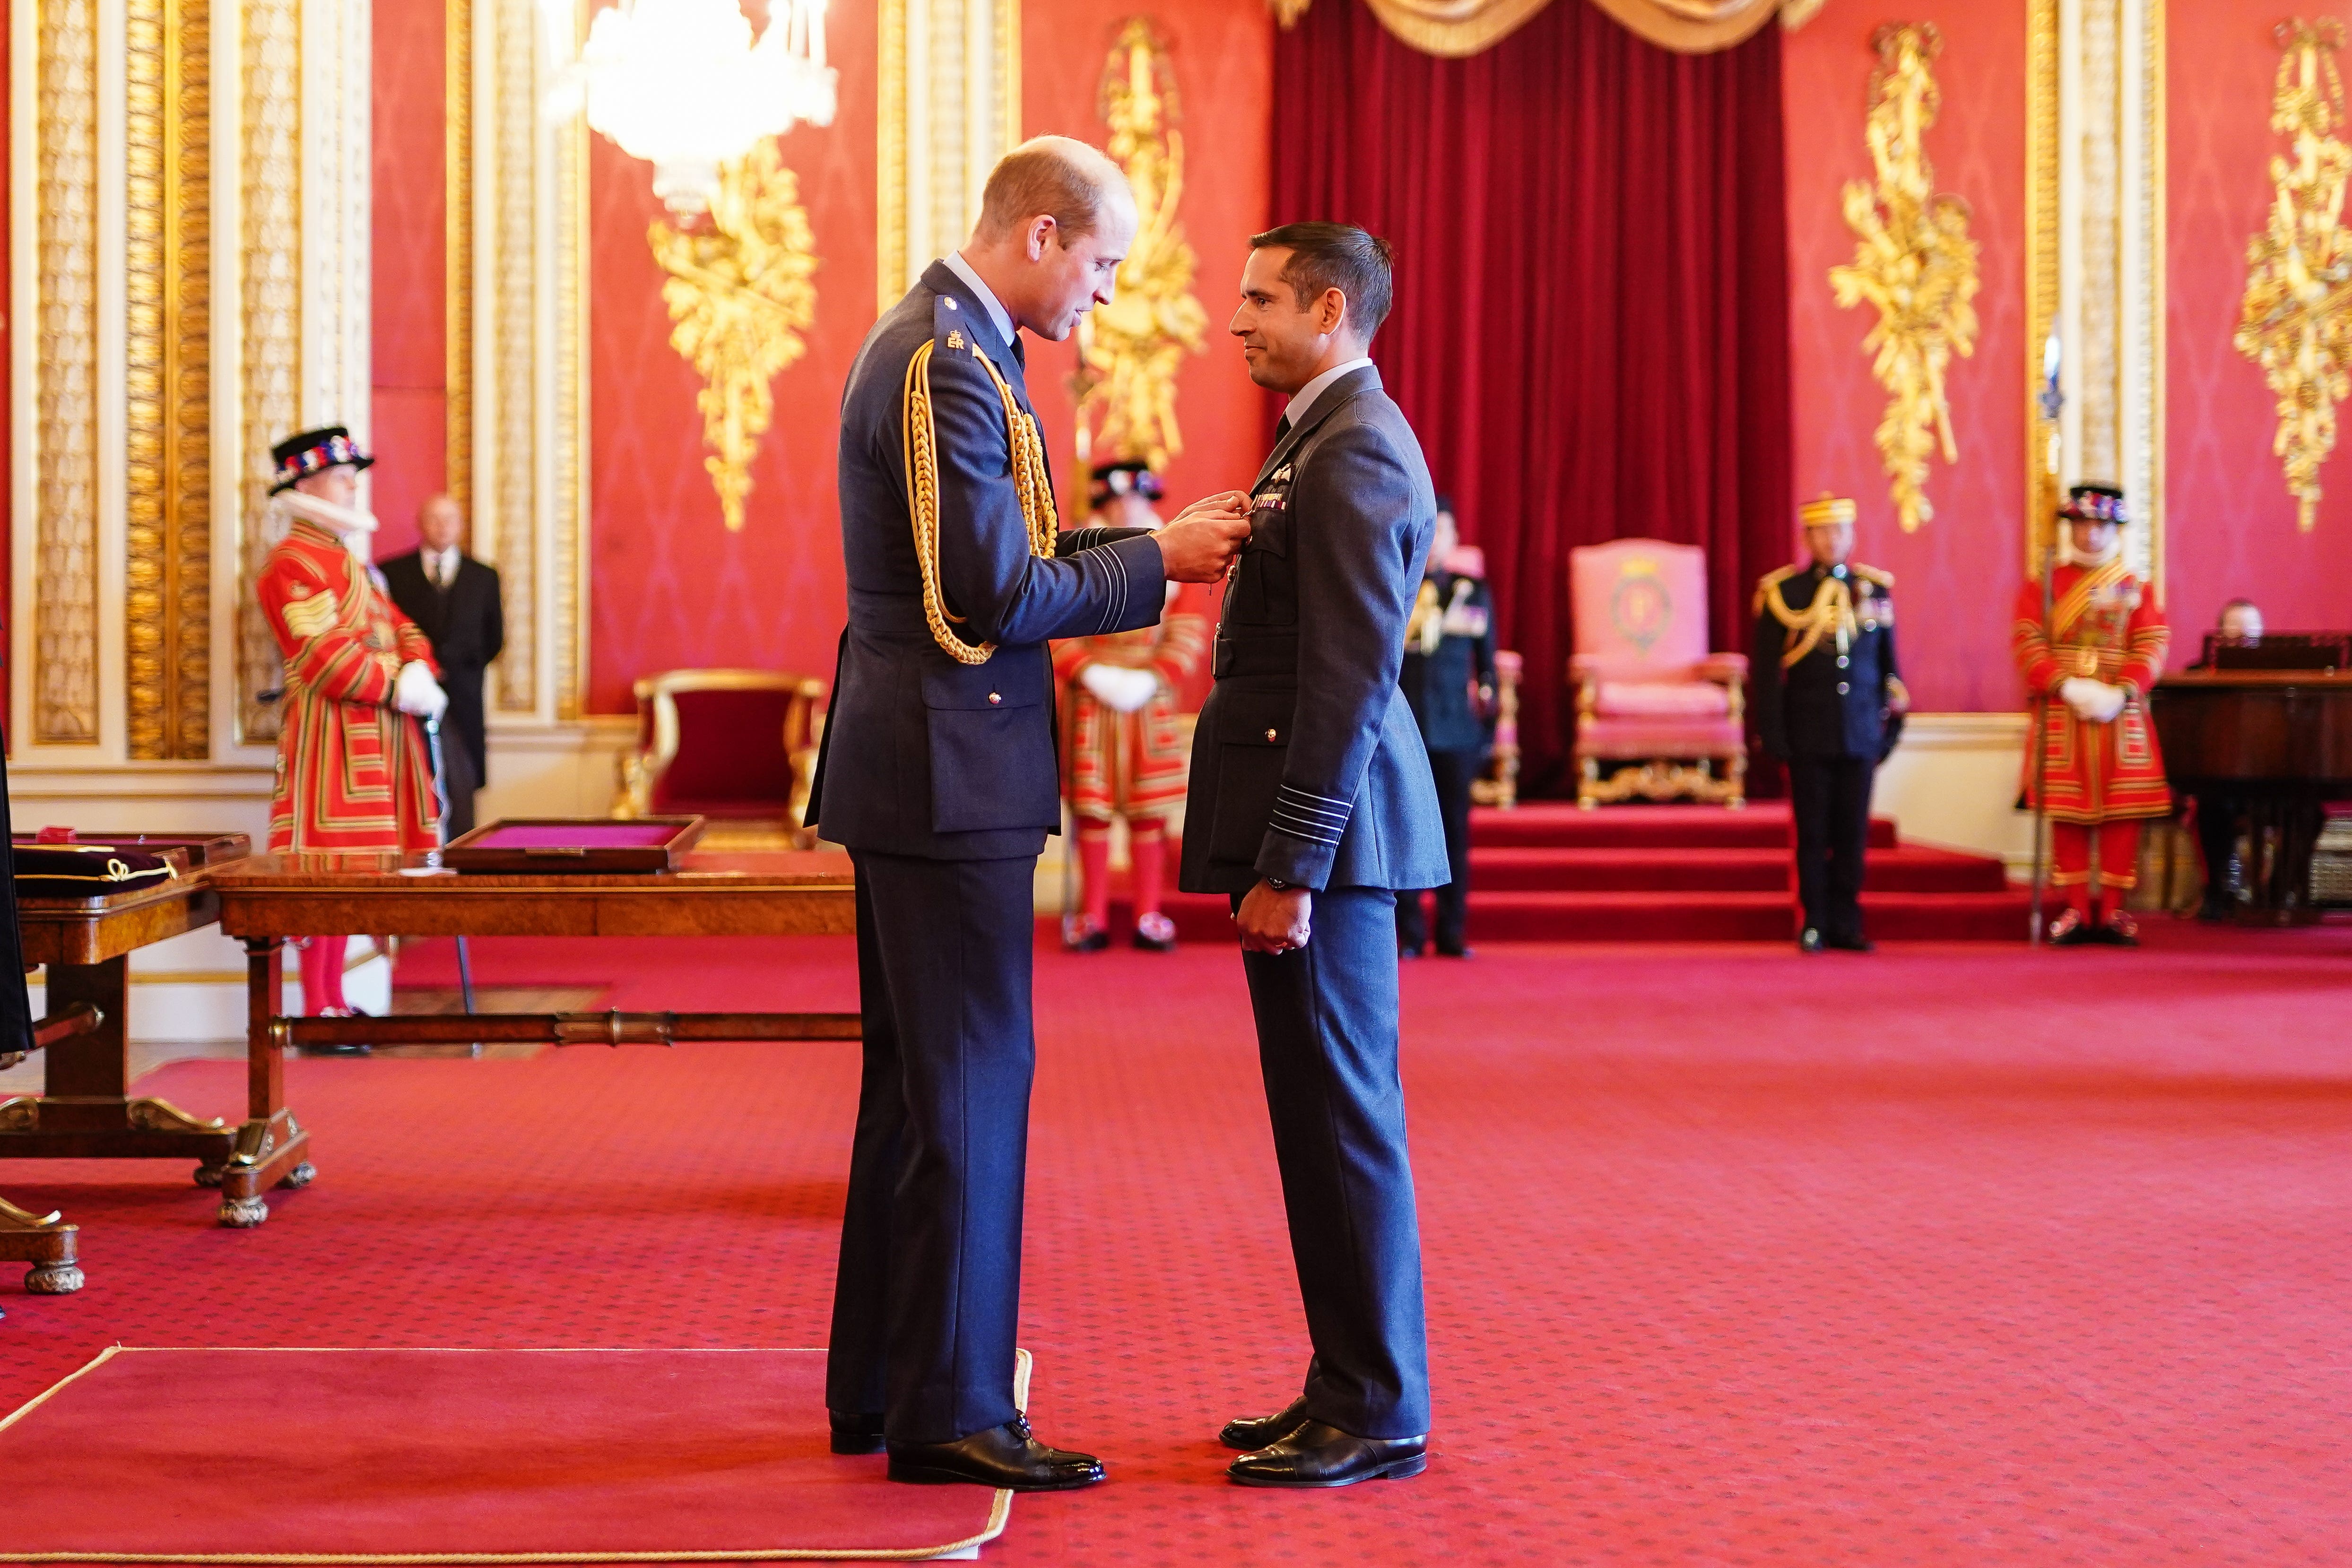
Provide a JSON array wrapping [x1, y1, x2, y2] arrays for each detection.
[[2012, 559, 2171, 824], [1053, 584, 1212, 824], [260, 519, 442, 853]]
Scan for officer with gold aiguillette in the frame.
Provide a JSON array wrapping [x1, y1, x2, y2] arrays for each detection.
[[1753, 494, 1909, 953]]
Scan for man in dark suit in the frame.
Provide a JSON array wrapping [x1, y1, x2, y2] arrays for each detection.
[[1396, 498, 1496, 959], [380, 494, 504, 838], [806, 135, 1250, 1492], [1752, 493, 1909, 953], [1181, 221, 1448, 1489]]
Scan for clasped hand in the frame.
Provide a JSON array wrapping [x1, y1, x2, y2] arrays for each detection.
[[1154, 490, 1254, 583], [1235, 879, 1314, 955], [2058, 676, 2126, 724]]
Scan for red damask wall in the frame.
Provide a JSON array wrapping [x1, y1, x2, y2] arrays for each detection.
[[1782, 2, 2026, 712], [1018, 0, 1276, 520], [2166, 0, 2352, 650], [583, 4, 877, 711], [370, 0, 447, 559]]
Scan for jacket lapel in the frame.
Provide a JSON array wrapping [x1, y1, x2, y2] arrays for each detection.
[[1252, 365, 1381, 492]]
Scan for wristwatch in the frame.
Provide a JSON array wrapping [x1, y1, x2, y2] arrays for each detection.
[[1264, 875, 1295, 892]]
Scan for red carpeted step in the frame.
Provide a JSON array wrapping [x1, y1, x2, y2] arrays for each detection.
[[1470, 802, 1897, 850], [1472, 846, 1792, 892], [1466, 890, 1797, 942], [1863, 890, 2036, 940], [1868, 845, 2014, 893]]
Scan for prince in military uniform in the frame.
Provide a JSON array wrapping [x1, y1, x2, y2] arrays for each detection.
[[805, 138, 1249, 1491], [1753, 494, 1908, 953]]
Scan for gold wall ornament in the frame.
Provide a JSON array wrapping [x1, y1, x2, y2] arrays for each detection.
[[1829, 23, 1980, 534], [1068, 19, 1207, 492], [236, 0, 301, 744], [649, 136, 819, 532], [2234, 19, 2352, 534]]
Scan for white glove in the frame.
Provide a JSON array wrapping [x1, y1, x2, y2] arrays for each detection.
[[394, 660, 448, 723], [1079, 663, 1159, 714], [2059, 676, 2125, 724]]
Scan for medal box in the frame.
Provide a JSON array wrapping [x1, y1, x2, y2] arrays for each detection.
[[441, 817, 707, 875]]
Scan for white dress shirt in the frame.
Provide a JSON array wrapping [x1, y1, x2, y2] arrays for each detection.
[[421, 545, 461, 590], [1284, 355, 1378, 431], [942, 251, 1017, 350]]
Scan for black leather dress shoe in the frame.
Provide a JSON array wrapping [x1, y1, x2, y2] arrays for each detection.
[[1228, 1421, 1427, 1488], [886, 1416, 1105, 1491], [1433, 939, 1474, 959], [829, 1410, 884, 1455], [1823, 931, 1875, 953], [1798, 927, 1825, 954], [1219, 1395, 1311, 1451]]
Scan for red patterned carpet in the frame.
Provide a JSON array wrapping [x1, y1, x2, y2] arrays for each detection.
[[0, 924, 2347, 1565]]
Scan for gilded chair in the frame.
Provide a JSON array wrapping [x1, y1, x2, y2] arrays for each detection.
[[613, 669, 826, 841], [1567, 538, 1746, 807]]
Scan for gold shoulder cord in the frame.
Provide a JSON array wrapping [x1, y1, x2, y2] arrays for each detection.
[[1761, 574, 1859, 667], [902, 338, 1059, 666]]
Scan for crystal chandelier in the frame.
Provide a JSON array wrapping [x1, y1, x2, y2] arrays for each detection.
[[547, 0, 837, 213]]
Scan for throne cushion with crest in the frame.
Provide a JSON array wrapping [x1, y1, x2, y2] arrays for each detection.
[[1567, 538, 1748, 806]]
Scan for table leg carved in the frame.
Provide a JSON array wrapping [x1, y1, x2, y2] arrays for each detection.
[[0, 1195, 81, 1300], [218, 939, 314, 1228], [0, 955, 238, 1187]]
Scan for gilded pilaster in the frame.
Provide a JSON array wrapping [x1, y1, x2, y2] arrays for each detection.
[[554, 95, 587, 720], [489, 0, 536, 711], [236, 0, 298, 744], [2026, 0, 2059, 573], [125, 0, 211, 761], [876, 0, 1022, 303], [36, 0, 100, 745], [446, 0, 472, 522]]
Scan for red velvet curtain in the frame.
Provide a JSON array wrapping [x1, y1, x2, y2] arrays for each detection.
[[1272, 0, 1794, 795]]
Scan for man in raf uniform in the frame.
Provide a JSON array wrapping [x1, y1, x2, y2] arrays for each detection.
[[1184, 222, 1448, 1489], [1753, 494, 1909, 953], [1395, 497, 1495, 959], [806, 136, 1250, 1491], [2012, 482, 2170, 945]]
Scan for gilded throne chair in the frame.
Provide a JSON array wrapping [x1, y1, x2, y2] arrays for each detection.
[[1568, 538, 1747, 808], [613, 669, 826, 842]]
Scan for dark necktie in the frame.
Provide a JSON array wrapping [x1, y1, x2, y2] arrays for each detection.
[[1275, 415, 1292, 442]]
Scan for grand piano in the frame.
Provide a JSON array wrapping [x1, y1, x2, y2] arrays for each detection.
[[2147, 633, 2352, 922]]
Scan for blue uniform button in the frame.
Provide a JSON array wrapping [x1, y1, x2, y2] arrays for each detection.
[[1837, 655, 1849, 668], [1837, 681, 1850, 695]]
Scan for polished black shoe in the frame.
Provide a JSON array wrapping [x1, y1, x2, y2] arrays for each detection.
[[1132, 911, 1179, 953], [2095, 910, 2141, 947], [886, 1416, 1105, 1491], [1228, 1421, 1427, 1488], [1219, 1395, 1311, 1451], [829, 1410, 885, 1455], [2047, 909, 2095, 946], [1433, 939, 1475, 959], [1798, 927, 1825, 954], [1823, 931, 1875, 953], [1398, 941, 1425, 959]]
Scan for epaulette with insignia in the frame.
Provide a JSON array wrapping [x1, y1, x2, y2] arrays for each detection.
[[1853, 564, 1895, 589], [1752, 564, 1798, 616]]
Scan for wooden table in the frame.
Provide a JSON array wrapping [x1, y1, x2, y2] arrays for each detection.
[[2149, 670, 2352, 920], [207, 849, 859, 1227], [0, 872, 246, 1291]]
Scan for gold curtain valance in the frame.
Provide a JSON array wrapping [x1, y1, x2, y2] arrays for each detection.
[[1273, 0, 1819, 58]]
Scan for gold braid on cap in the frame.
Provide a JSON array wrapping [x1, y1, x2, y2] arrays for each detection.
[[903, 339, 1060, 665]]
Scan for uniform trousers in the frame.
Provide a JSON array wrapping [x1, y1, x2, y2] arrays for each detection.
[[1787, 755, 1875, 939], [1235, 884, 1431, 1438], [2049, 821, 2144, 915], [827, 850, 1035, 1444], [1396, 746, 1477, 952]]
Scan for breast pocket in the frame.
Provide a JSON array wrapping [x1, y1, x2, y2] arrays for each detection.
[[921, 650, 1058, 835], [1229, 508, 1297, 629]]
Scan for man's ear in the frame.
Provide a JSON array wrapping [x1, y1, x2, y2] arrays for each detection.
[[1026, 215, 1058, 261], [1317, 286, 1349, 338]]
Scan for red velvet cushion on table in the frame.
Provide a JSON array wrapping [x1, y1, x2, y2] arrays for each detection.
[[651, 688, 798, 816], [1579, 716, 1746, 758]]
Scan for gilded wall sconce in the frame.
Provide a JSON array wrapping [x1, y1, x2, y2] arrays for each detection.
[[1828, 22, 1980, 533], [1068, 19, 1208, 495], [2235, 19, 2352, 534]]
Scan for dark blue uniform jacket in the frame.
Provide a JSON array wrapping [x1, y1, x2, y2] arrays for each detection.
[[1179, 365, 1448, 895], [807, 262, 1166, 859], [1752, 563, 1905, 763]]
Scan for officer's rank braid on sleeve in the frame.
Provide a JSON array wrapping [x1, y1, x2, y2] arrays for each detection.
[[901, 338, 1059, 666]]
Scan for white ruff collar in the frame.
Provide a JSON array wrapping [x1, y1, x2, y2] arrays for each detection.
[[278, 489, 379, 537]]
